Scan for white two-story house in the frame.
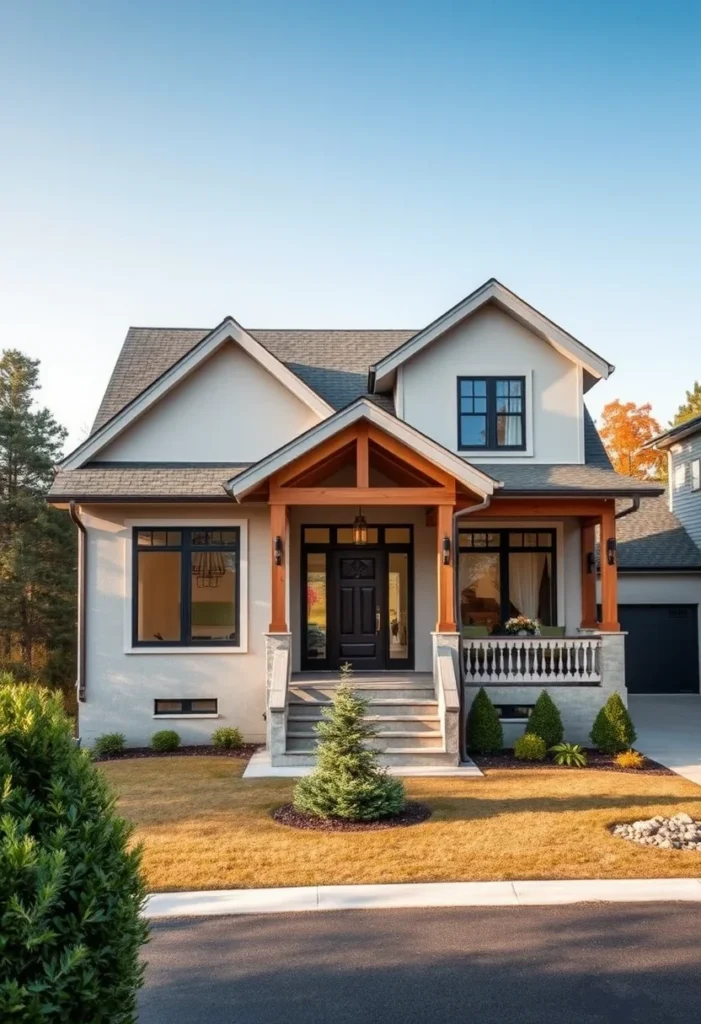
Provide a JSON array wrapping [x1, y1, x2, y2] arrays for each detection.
[[49, 279, 666, 765]]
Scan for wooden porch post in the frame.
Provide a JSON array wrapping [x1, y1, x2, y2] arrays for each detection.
[[436, 503, 456, 632], [580, 521, 598, 629], [599, 506, 620, 631], [269, 503, 288, 632]]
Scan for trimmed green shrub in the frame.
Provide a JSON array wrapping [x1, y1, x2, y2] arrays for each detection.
[[0, 680, 148, 1021], [514, 733, 547, 761], [467, 687, 503, 755], [151, 729, 180, 752], [590, 693, 637, 754], [211, 726, 243, 751], [93, 732, 127, 758], [550, 742, 588, 767], [293, 685, 406, 821], [525, 690, 564, 749]]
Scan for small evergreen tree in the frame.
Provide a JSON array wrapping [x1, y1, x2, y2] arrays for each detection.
[[0, 679, 148, 1021], [293, 684, 406, 821], [467, 687, 503, 754], [590, 692, 637, 754], [526, 689, 564, 748]]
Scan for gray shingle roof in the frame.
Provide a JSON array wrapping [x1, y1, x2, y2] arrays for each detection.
[[615, 494, 701, 570], [51, 327, 659, 503], [92, 327, 415, 430], [49, 465, 248, 501]]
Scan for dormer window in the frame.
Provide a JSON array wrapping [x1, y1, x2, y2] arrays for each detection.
[[458, 376, 526, 451]]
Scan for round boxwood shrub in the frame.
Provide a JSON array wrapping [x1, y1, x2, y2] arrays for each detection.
[[211, 726, 243, 751], [514, 733, 547, 761], [0, 679, 148, 1021], [151, 729, 180, 752], [293, 685, 406, 821], [525, 689, 564, 749], [93, 732, 127, 758], [590, 693, 637, 754], [467, 687, 503, 755]]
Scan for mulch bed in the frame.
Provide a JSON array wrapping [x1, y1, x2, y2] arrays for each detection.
[[272, 801, 432, 832], [473, 749, 674, 775], [93, 744, 261, 763]]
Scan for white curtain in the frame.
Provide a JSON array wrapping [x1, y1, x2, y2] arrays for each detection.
[[503, 416, 522, 446], [509, 553, 547, 620]]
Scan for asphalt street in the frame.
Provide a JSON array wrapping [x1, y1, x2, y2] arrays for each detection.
[[139, 904, 701, 1023]]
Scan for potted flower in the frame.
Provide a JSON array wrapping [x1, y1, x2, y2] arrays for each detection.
[[504, 615, 539, 636]]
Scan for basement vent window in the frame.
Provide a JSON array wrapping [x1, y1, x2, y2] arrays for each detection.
[[154, 699, 218, 716], [492, 704, 534, 721]]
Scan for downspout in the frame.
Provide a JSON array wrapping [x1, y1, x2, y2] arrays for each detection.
[[615, 497, 640, 521], [68, 501, 87, 705], [452, 494, 493, 763]]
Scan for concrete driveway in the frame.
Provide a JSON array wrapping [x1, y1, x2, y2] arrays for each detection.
[[629, 694, 701, 785]]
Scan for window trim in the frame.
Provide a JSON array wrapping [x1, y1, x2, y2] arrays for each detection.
[[458, 527, 557, 629], [457, 376, 527, 452], [154, 698, 219, 717], [123, 518, 248, 654], [691, 459, 700, 493]]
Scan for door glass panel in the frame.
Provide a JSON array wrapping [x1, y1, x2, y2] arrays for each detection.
[[459, 552, 501, 632], [306, 552, 327, 660], [336, 527, 379, 544], [190, 552, 237, 640], [384, 527, 411, 544], [304, 527, 330, 543], [388, 552, 409, 660], [508, 552, 553, 625]]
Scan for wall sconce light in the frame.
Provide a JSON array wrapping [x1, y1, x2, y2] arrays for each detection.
[[274, 536, 283, 566], [606, 538, 617, 566], [586, 551, 595, 575], [442, 536, 451, 566]]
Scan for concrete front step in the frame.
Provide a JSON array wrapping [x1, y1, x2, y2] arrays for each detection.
[[271, 749, 458, 768], [286, 733, 444, 752], [287, 715, 442, 733], [289, 686, 436, 702], [287, 697, 439, 710]]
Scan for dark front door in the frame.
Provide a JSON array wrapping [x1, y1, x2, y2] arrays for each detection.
[[331, 549, 386, 670], [619, 604, 700, 694]]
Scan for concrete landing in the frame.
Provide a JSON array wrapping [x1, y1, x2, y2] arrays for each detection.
[[242, 749, 483, 778]]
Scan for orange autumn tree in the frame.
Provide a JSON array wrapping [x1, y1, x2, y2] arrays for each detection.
[[599, 400, 663, 479]]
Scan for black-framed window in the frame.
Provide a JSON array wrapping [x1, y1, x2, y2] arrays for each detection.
[[492, 704, 535, 721], [457, 376, 526, 450], [154, 698, 218, 715], [458, 529, 556, 631], [133, 528, 240, 647]]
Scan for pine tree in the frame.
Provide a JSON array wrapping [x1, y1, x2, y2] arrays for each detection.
[[526, 689, 564, 748], [673, 381, 701, 426], [0, 351, 76, 689], [467, 687, 503, 754], [293, 684, 406, 821]]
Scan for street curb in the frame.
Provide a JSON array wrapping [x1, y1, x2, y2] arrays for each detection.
[[145, 878, 701, 918]]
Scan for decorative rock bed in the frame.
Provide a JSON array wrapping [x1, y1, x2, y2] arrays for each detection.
[[612, 813, 701, 851]]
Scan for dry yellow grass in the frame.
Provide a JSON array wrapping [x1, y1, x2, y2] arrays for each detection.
[[100, 757, 701, 892]]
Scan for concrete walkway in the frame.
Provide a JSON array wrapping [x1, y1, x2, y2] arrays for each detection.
[[145, 878, 701, 918], [629, 694, 701, 786]]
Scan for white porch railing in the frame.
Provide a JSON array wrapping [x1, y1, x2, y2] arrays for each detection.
[[463, 635, 602, 685]]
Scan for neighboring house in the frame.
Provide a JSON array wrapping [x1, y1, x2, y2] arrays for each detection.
[[49, 279, 665, 764], [609, 415, 701, 696]]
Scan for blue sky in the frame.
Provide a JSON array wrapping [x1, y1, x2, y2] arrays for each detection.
[[1, 0, 699, 449]]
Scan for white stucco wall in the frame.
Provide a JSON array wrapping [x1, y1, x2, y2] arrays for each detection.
[[399, 305, 584, 464], [78, 503, 270, 747], [98, 343, 321, 463]]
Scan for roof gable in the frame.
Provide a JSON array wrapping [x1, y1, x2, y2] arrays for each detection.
[[62, 318, 334, 470], [369, 279, 614, 394], [229, 398, 499, 501]]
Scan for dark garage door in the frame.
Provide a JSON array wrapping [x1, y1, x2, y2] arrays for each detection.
[[619, 604, 700, 694]]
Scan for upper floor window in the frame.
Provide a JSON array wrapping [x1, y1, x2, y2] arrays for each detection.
[[133, 528, 240, 647], [692, 459, 700, 492], [457, 377, 526, 451], [674, 463, 687, 490]]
